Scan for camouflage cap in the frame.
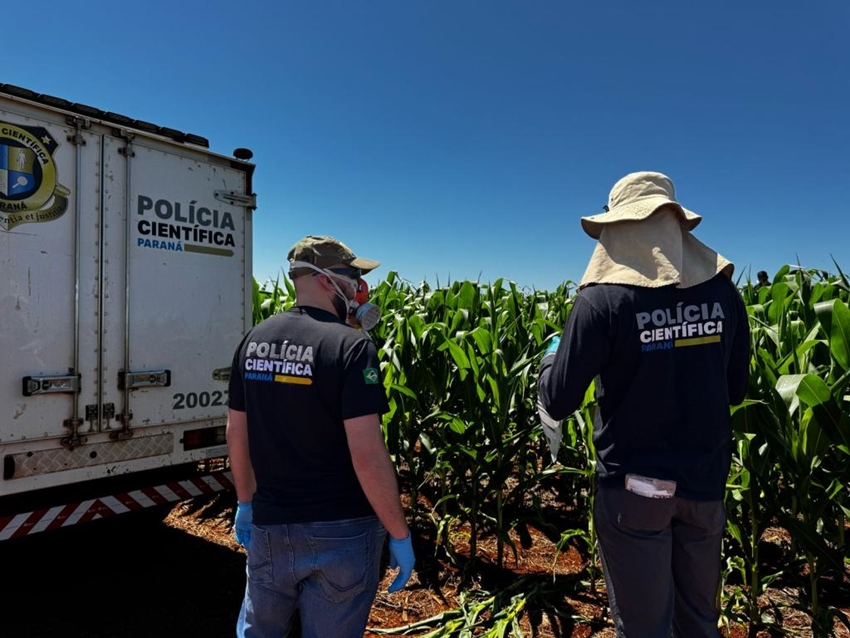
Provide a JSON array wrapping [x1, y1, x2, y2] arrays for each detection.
[[287, 235, 380, 278]]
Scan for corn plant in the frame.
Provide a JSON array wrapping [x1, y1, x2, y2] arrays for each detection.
[[252, 274, 294, 322], [368, 577, 568, 638], [727, 266, 850, 635], [251, 262, 849, 637], [370, 274, 591, 575]]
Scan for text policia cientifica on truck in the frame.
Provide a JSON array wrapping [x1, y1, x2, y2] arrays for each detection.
[[0, 84, 256, 541]]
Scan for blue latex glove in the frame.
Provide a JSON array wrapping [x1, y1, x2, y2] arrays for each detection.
[[234, 501, 253, 549], [387, 533, 415, 593], [544, 335, 561, 357]]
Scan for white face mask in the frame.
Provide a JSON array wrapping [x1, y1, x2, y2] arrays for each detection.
[[289, 261, 381, 331]]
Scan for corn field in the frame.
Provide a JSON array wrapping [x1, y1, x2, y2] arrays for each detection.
[[254, 264, 850, 637]]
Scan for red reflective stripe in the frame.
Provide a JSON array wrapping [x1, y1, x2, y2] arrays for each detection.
[[0, 471, 234, 539], [115, 492, 144, 511], [13, 509, 49, 537], [45, 503, 84, 530], [214, 472, 234, 490], [141, 486, 170, 505], [166, 482, 193, 500], [78, 500, 113, 523], [189, 477, 215, 495]]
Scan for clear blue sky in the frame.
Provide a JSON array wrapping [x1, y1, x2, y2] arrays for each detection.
[[7, 0, 848, 291]]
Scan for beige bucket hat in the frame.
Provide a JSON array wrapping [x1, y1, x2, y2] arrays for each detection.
[[578, 172, 734, 290], [581, 171, 702, 239]]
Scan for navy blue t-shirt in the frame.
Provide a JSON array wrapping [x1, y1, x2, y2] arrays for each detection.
[[538, 274, 750, 500], [228, 306, 389, 524]]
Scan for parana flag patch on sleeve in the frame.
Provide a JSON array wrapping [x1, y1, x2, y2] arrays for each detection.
[[362, 368, 380, 385]]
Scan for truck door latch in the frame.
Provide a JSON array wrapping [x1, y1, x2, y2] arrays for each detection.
[[212, 367, 231, 382], [22, 374, 81, 396], [118, 369, 171, 390]]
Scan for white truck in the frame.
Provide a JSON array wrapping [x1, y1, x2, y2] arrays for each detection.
[[0, 83, 254, 540]]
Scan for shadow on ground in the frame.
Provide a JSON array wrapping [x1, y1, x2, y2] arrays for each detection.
[[0, 507, 245, 638]]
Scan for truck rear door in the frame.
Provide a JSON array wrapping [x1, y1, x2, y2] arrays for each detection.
[[101, 134, 251, 437]]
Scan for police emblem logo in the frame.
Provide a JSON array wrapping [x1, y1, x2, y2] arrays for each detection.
[[0, 145, 37, 198], [0, 121, 70, 231]]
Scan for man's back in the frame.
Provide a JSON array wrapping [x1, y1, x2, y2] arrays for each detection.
[[578, 273, 750, 500], [538, 171, 750, 637], [229, 305, 388, 524], [227, 235, 414, 638]]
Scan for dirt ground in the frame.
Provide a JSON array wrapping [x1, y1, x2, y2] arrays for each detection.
[[2, 493, 847, 638], [167, 495, 612, 638], [164, 494, 850, 638]]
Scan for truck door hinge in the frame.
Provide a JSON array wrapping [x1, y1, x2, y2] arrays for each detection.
[[85, 404, 98, 432], [114, 129, 136, 157], [66, 116, 91, 145], [212, 367, 231, 382], [214, 190, 257, 210], [111, 410, 134, 440], [85, 403, 116, 432], [62, 417, 87, 451]]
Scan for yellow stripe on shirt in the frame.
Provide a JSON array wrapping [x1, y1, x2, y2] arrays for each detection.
[[274, 375, 313, 385]]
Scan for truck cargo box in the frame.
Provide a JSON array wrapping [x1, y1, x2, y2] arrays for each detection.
[[0, 84, 255, 539]]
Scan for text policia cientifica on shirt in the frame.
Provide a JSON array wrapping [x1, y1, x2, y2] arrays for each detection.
[[242, 340, 315, 384], [636, 301, 726, 352]]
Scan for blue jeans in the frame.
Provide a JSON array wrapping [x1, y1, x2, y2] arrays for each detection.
[[236, 516, 386, 638]]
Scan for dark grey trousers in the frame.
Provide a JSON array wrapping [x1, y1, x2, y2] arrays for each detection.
[[594, 485, 725, 638]]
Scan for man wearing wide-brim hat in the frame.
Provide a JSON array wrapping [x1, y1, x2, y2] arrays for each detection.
[[538, 172, 750, 637]]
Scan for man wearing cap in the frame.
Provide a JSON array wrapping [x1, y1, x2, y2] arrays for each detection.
[[226, 235, 415, 638], [538, 172, 750, 637]]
